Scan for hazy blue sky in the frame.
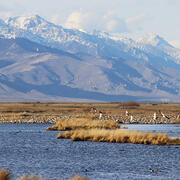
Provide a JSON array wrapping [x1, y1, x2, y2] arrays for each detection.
[[0, 0, 180, 48]]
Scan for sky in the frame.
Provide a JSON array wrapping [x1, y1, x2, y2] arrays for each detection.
[[0, 0, 180, 48]]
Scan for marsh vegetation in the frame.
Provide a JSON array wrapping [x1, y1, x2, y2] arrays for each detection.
[[46, 118, 119, 131], [0, 102, 180, 124], [0, 169, 89, 180], [57, 128, 180, 145]]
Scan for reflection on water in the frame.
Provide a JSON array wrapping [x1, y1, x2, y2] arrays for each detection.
[[0, 124, 180, 180]]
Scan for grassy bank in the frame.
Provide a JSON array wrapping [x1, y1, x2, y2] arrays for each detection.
[[57, 129, 180, 145], [0, 102, 180, 124], [0, 169, 89, 180], [0, 102, 180, 114]]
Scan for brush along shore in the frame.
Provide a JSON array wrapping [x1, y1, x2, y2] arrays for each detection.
[[0, 113, 179, 124], [0, 168, 89, 180], [57, 129, 180, 145], [0, 102, 180, 124], [46, 118, 120, 131]]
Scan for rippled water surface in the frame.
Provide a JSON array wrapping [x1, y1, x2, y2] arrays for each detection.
[[0, 124, 180, 180]]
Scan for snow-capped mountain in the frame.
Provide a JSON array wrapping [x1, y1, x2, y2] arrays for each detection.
[[136, 33, 180, 64], [137, 33, 173, 47], [2, 14, 180, 63], [0, 15, 180, 102]]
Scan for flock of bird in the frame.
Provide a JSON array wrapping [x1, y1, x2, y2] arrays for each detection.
[[91, 107, 178, 121]]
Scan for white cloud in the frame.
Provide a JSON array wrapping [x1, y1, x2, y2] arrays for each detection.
[[105, 18, 129, 33], [170, 40, 180, 49], [106, 20, 117, 31], [103, 11, 117, 19], [0, 12, 14, 20], [50, 14, 64, 25], [64, 11, 89, 30], [103, 11, 129, 33], [52, 10, 129, 33], [126, 14, 145, 24]]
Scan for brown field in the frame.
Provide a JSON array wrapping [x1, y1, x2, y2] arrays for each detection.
[[46, 118, 120, 131], [57, 128, 180, 145], [0, 102, 180, 114], [0, 169, 89, 180], [0, 102, 180, 124]]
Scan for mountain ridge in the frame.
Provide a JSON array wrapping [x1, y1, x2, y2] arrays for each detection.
[[0, 15, 180, 102]]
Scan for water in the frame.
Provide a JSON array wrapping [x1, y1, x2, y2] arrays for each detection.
[[0, 124, 180, 180]]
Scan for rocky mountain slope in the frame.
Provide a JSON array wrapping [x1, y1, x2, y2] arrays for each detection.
[[0, 15, 180, 102]]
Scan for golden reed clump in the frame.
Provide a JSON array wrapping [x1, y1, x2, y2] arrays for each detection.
[[69, 175, 89, 180], [17, 175, 44, 180], [57, 129, 180, 145], [46, 118, 119, 131], [0, 169, 11, 180], [0, 169, 89, 180]]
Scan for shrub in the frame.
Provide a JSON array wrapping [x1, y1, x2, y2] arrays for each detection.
[[121, 101, 140, 107]]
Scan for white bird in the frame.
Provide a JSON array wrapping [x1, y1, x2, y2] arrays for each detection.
[[160, 111, 169, 119], [130, 115, 133, 121], [153, 112, 157, 120], [99, 111, 103, 119], [125, 110, 129, 116], [161, 112, 166, 118]]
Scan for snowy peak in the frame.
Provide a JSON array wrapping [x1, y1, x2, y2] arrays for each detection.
[[0, 14, 180, 64], [137, 33, 173, 48], [6, 14, 55, 30]]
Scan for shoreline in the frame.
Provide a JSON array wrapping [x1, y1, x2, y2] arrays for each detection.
[[0, 113, 179, 124], [0, 102, 179, 124]]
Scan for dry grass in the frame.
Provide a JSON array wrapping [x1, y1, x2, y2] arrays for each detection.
[[18, 176, 89, 180], [69, 176, 89, 180], [172, 119, 180, 124], [57, 129, 180, 145], [0, 169, 11, 180], [46, 118, 120, 131], [0, 102, 180, 124], [0, 169, 89, 180], [0, 102, 180, 115], [17, 175, 44, 180]]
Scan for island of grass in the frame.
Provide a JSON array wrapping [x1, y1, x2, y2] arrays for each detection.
[[46, 118, 120, 131], [47, 118, 180, 146], [57, 128, 180, 145]]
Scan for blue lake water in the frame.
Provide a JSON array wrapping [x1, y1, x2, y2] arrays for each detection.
[[0, 124, 180, 180]]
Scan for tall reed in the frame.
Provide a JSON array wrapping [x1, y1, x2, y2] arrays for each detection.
[[17, 175, 44, 180], [69, 176, 89, 180], [0, 169, 11, 180], [57, 129, 180, 145], [0, 169, 89, 180], [47, 118, 119, 131]]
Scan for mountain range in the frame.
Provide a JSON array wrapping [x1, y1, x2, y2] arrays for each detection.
[[0, 15, 180, 102]]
